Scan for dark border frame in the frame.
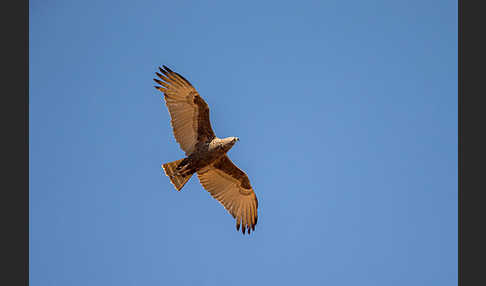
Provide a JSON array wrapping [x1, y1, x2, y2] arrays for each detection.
[[3, 0, 28, 285], [459, 0, 486, 285]]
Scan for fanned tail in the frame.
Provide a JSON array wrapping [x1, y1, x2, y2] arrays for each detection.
[[162, 158, 193, 191]]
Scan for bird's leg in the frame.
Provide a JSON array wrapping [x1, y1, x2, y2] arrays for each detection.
[[175, 158, 193, 177]]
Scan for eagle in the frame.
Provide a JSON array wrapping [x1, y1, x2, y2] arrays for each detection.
[[153, 66, 258, 235]]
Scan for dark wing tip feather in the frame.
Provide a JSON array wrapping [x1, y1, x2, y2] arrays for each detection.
[[155, 72, 164, 80], [159, 66, 170, 76], [157, 65, 194, 87], [162, 65, 173, 73]]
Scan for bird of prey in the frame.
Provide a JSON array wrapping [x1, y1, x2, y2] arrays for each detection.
[[153, 65, 258, 235]]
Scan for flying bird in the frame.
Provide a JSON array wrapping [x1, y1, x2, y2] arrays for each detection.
[[153, 65, 258, 235]]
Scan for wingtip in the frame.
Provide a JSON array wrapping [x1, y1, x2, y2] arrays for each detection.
[[154, 85, 166, 92], [163, 65, 173, 72], [158, 66, 168, 76]]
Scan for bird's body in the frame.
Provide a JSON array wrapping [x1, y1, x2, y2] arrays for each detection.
[[154, 66, 258, 234], [168, 137, 239, 178]]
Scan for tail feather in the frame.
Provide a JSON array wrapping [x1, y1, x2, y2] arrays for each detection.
[[162, 158, 193, 191]]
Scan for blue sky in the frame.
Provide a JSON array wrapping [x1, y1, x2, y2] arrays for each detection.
[[30, 0, 457, 285]]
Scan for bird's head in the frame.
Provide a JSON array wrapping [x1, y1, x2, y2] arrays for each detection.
[[220, 136, 239, 152]]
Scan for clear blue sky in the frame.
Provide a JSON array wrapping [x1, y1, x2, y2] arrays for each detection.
[[30, 1, 457, 285]]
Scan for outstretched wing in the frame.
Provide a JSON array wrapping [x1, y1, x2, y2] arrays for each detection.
[[197, 155, 258, 234], [154, 66, 215, 155]]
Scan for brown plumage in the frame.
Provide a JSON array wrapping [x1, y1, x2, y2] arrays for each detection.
[[154, 66, 258, 235]]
